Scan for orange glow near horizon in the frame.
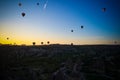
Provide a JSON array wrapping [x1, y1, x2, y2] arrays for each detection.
[[0, 35, 117, 45]]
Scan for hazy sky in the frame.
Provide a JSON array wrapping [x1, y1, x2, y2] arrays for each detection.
[[0, 0, 120, 45]]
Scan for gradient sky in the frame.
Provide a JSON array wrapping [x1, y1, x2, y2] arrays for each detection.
[[0, 0, 120, 45]]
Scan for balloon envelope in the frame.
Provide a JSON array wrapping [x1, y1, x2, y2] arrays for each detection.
[[71, 30, 73, 32], [21, 12, 25, 17], [7, 37, 9, 40], [18, 3, 22, 6], [37, 3, 39, 5], [114, 41, 117, 44], [81, 25, 84, 29], [102, 8, 106, 12]]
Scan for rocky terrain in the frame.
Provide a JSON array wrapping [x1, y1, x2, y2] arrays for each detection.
[[0, 45, 120, 80]]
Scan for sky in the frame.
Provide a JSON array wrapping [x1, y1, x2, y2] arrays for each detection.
[[0, 0, 120, 45]]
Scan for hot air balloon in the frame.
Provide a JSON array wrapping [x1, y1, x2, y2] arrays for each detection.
[[41, 42, 44, 45], [71, 29, 73, 32], [33, 42, 36, 45], [37, 3, 39, 5], [47, 41, 50, 44], [71, 43, 73, 46], [18, 3, 22, 6], [7, 37, 9, 40], [114, 41, 117, 44], [81, 25, 84, 29], [102, 8, 106, 12], [21, 12, 25, 17]]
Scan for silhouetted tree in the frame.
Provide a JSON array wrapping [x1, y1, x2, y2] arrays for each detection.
[[33, 42, 36, 46], [14, 43, 16, 45]]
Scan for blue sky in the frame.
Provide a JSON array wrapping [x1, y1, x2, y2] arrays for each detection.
[[0, 0, 120, 45]]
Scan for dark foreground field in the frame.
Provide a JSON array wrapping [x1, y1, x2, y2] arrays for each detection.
[[0, 45, 120, 80]]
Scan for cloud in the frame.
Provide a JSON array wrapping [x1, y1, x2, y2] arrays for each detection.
[[43, 0, 48, 10]]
